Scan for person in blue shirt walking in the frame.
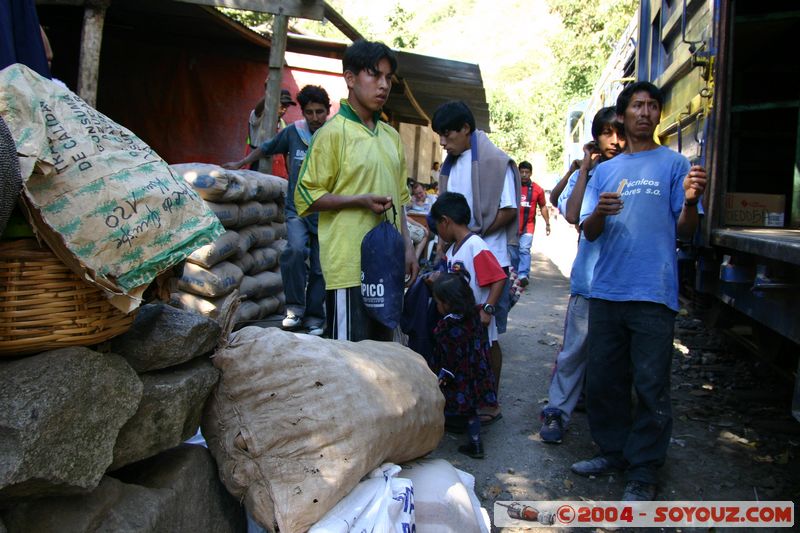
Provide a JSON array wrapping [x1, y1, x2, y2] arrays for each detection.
[[538, 106, 624, 444], [224, 85, 331, 335], [572, 82, 706, 501]]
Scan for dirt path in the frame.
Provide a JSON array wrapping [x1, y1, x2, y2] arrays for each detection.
[[428, 217, 799, 531]]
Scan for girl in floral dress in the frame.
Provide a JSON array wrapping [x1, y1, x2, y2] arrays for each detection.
[[431, 271, 498, 459]]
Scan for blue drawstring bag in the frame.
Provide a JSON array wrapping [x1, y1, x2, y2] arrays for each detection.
[[361, 205, 405, 330]]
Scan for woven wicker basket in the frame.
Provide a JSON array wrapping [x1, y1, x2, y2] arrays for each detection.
[[0, 239, 135, 356]]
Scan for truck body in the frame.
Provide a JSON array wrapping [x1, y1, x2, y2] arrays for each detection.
[[568, 0, 800, 419]]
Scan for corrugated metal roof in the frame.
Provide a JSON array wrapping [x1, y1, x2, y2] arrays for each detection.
[[284, 34, 491, 131], [395, 50, 490, 132]]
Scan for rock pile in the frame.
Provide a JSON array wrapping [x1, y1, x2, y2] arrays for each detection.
[[0, 303, 244, 532]]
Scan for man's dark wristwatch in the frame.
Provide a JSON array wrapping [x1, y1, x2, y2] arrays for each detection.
[[684, 199, 699, 207], [482, 303, 496, 315]]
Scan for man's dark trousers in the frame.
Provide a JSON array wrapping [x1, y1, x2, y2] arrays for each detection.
[[586, 298, 676, 484]]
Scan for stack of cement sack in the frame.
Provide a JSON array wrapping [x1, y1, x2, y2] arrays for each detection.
[[0, 304, 245, 531], [170, 164, 288, 328]]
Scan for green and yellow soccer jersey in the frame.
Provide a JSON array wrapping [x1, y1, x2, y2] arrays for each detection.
[[295, 100, 410, 289]]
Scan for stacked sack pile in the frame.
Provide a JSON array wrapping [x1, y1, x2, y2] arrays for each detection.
[[170, 164, 288, 329]]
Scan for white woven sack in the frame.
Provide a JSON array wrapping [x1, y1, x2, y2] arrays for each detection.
[[202, 327, 444, 533], [400, 459, 489, 533]]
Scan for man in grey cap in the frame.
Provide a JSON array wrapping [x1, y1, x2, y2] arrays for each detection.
[[247, 88, 296, 174]]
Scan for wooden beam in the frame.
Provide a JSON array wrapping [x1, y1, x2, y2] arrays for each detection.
[[322, 1, 363, 42], [400, 80, 430, 125], [173, 0, 324, 20], [77, 0, 110, 107], [257, 13, 289, 173]]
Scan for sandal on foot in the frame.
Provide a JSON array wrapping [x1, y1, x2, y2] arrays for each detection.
[[478, 412, 503, 426]]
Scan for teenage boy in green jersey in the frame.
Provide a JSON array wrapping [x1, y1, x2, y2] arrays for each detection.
[[295, 40, 418, 341]]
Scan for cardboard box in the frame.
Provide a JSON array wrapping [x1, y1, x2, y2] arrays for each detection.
[[723, 193, 785, 227]]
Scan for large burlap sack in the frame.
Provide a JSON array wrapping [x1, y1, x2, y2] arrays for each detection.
[[172, 162, 247, 203], [202, 327, 444, 533], [0, 65, 224, 312]]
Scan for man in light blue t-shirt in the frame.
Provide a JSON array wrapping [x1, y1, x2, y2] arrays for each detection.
[[571, 82, 707, 502]]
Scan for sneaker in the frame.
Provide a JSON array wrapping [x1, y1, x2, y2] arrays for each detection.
[[458, 440, 485, 459], [306, 325, 324, 336], [570, 456, 624, 477], [622, 480, 657, 501], [281, 312, 302, 330], [519, 276, 529, 288], [539, 407, 563, 444]]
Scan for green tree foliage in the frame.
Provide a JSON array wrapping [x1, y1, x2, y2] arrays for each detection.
[[488, 93, 532, 163], [218, 8, 272, 33], [487, 0, 636, 171], [387, 4, 419, 50], [549, 0, 636, 102]]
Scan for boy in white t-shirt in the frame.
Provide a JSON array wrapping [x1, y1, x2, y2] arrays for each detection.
[[430, 192, 507, 343]]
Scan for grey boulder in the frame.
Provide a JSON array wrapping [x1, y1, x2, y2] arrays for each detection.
[[0, 348, 142, 501], [1, 445, 245, 532], [110, 303, 221, 372], [111, 357, 220, 470]]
